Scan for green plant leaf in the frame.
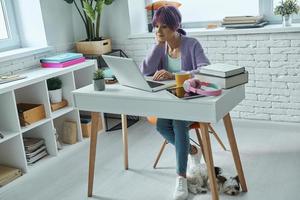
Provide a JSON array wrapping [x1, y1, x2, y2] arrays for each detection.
[[93, 69, 105, 80], [83, 0, 96, 22], [95, 0, 104, 13]]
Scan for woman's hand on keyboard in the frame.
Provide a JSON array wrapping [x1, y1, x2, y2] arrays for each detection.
[[153, 70, 174, 81]]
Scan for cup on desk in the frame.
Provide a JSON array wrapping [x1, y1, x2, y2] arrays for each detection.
[[175, 72, 191, 87]]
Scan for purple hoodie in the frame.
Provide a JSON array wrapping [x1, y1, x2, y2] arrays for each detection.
[[140, 35, 210, 76]]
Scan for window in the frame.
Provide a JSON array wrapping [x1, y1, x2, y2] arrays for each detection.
[[148, 0, 300, 28], [0, 0, 20, 52]]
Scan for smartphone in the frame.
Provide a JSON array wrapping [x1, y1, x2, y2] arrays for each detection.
[[166, 87, 205, 100]]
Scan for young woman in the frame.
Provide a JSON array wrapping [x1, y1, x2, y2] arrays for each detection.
[[140, 6, 210, 200]]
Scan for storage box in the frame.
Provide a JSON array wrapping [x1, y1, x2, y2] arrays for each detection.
[[17, 103, 46, 126], [81, 119, 91, 138], [51, 99, 68, 111], [80, 115, 102, 138], [62, 121, 77, 144], [75, 38, 112, 55]]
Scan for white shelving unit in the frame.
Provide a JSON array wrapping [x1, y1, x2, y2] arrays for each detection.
[[0, 60, 105, 186]]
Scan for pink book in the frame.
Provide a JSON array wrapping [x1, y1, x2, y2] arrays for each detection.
[[41, 57, 86, 68]]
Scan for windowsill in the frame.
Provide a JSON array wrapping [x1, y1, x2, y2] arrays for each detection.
[[0, 46, 54, 63], [128, 23, 300, 39]]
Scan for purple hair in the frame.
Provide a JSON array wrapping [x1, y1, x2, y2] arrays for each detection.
[[152, 6, 186, 35]]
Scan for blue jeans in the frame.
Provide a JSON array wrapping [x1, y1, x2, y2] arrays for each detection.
[[156, 118, 192, 175]]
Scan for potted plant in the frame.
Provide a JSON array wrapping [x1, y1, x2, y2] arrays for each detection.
[[274, 0, 300, 26], [63, 0, 114, 55], [47, 77, 63, 103], [93, 69, 105, 91]]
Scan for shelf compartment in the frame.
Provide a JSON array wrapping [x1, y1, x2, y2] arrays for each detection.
[[0, 91, 21, 132], [22, 121, 57, 158], [0, 134, 27, 173], [14, 81, 51, 120], [48, 72, 75, 107], [53, 110, 82, 147]]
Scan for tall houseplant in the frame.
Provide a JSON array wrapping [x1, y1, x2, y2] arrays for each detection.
[[274, 0, 300, 26], [63, 0, 114, 54]]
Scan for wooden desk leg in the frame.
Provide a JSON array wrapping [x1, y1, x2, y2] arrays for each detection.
[[199, 122, 219, 200], [121, 114, 129, 170], [88, 112, 100, 197], [223, 113, 248, 192]]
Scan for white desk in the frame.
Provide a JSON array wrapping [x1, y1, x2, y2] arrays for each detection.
[[72, 83, 248, 200]]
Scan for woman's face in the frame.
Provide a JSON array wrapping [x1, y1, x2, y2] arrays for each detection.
[[154, 22, 176, 42]]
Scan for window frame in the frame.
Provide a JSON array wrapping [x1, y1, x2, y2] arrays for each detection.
[[0, 0, 20, 52]]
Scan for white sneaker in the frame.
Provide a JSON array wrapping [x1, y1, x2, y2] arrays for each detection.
[[173, 176, 188, 200], [187, 147, 202, 176]]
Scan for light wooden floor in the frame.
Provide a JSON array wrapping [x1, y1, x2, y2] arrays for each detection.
[[0, 118, 300, 200]]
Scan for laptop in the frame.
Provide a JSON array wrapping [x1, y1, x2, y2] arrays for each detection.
[[102, 55, 175, 92]]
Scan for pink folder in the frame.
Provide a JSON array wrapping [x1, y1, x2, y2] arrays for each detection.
[[41, 57, 86, 68]]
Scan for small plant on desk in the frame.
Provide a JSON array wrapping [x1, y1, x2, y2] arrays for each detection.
[[93, 69, 105, 91], [47, 77, 63, 103]]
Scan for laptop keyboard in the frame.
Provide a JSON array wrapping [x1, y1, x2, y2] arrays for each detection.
[[147, 81, 164, 88]]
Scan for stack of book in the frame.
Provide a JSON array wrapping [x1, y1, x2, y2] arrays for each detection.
[[40, 53, 86, 68], [198, 63, 248, 89], [221, 15, 267, 28], [0, 165, 22, 187], [23, 137, 48, 165]]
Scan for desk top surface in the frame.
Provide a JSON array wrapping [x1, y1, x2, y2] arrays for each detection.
[[72, 83, 245, 123]]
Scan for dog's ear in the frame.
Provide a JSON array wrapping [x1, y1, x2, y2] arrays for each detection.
[[214, 166, 222, 176], [216, 175, 227, 184]]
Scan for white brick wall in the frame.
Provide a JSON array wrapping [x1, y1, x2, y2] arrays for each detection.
[[113, 31, 300, 123]]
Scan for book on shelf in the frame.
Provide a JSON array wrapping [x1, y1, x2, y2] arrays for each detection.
[[222, 21, 268, 29], [41, 57, 86, 68], [199, 63, 245, 78], [197, 71, 248, 89], [23, 137, 45, 153], [223, 15, 264, 21], [27, 150, 48, 165], [0, 165, 22, 187], [26, 145, 47, 158], [222, 19, 264, 25], [40, 53, 83, 63]]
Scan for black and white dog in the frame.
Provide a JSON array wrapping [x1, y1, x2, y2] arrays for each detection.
[[187, 164, 241, 195]]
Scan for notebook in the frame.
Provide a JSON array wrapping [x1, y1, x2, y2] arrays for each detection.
[[40, 53, 83, 63], [198, 71, 248, 89], [199, 63, 245, 78], [41, 57, 86, 68]]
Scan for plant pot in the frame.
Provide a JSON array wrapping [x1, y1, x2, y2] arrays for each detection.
[[48, 88, 62, 103], [75, 38, 112, 55], [282, 15, 292, 27], [94, 79, 105, 91]]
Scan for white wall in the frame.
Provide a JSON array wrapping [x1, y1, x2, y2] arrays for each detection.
[[40, 0, 75, 51]]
